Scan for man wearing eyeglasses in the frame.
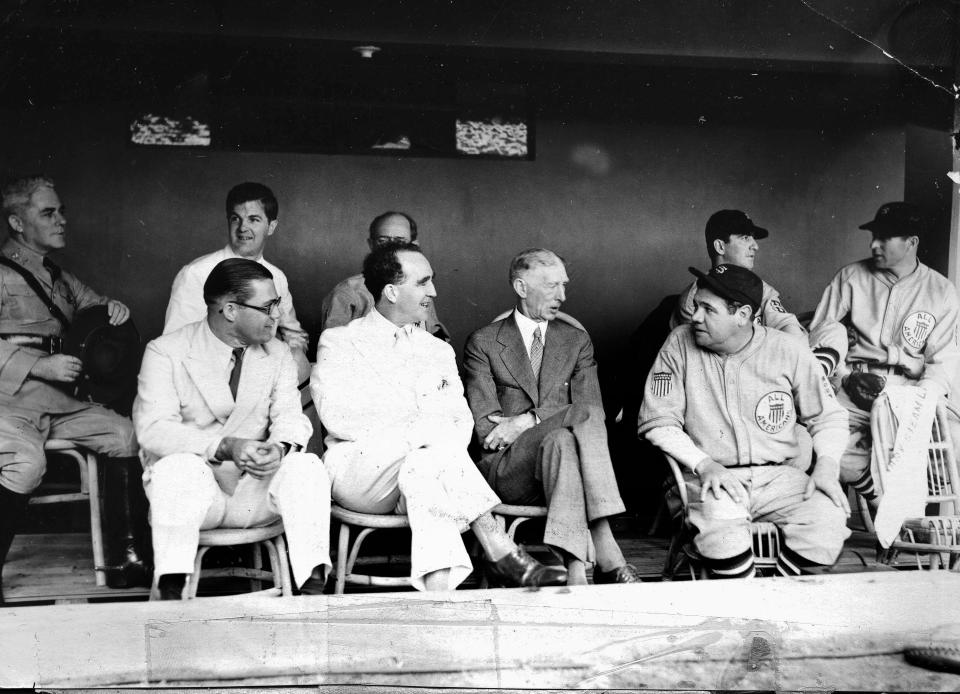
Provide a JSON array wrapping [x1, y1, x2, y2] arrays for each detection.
[[163, 182, 310, 381], [135, 258, 332, 599], [319, 211, 447, 338]]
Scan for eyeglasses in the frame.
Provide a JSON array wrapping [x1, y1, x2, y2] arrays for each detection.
[[226, 297, 282, 317]]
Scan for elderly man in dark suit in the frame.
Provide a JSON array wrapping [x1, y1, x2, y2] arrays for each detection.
[[463, 248, 638, 584]]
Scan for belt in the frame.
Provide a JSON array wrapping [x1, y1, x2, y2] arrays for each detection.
[[0, 333, 64, 354], [852, 362, 905, 377]]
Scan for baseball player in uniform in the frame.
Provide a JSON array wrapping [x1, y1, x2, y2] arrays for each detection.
[[641, 265, 850, 578], [808, 202, 960, 503], [671, 210, 805, 336]]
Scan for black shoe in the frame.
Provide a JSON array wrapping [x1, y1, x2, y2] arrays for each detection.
[[299, 576, 327, 596], [103, 541, 151, 588], [157, 573, 186, 600], [593, 563, 641, 584], [101, 457, 152, 589], [485, 548, 568, 588]]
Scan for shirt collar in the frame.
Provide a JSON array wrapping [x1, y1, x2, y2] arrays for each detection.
[[223, 244, 264, 263], [4, 236, 47, 272], [513, 308, 548, 348], [364, 308, 415, 340], [201, 318, 246, 368]]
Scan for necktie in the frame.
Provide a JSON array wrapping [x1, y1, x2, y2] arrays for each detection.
[[43, 257, 61, 284], [229, 347, 245, 400], [530, 326, 543, 377], [394, 324, 415, 350]]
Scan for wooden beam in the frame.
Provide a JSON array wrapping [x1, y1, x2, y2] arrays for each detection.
[[3, 572, 960, 690]]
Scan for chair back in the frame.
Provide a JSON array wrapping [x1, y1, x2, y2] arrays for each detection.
[[490, 309, 586, 331]]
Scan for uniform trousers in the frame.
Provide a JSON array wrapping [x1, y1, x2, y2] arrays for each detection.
[[684, 465, 850, 567], [0, 397, 136, 494], [491, 403, 626, 562], [327, 444, 499, 591], [145, 452, 331, 588]]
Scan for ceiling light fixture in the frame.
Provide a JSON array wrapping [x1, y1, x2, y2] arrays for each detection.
[[353, 45, 381, 59]]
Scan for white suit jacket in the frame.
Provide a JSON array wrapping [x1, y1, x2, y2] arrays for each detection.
[[163, 245, 302, 335], [311, 310, 472, 473], [134, 320, 311, 487]]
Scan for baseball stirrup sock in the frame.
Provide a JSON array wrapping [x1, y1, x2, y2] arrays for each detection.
[[850, 468, 877, 501], [704, 548, 756, 579], [776, 544, 826, 576]]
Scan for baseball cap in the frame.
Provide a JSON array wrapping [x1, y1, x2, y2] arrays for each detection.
[[705, 210, 769, 243], [859, 202, 924, 239], [689, 264, 763, 314]]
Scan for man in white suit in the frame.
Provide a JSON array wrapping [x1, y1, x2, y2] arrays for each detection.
[[135, 258, 331, 599], [312, 242, 567, 591]]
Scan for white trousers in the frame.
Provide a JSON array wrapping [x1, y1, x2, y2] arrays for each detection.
[[145, 452, 331, 588], [327, 444, 500, 591]]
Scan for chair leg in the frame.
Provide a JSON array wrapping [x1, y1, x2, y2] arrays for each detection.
[[335, 523, 350, 595], [187, 546, 211, 599], [251, 541, 263, 593], [260, 539, 281, 594], [274, 534, 292, 596], [85, 454, 106, 587]]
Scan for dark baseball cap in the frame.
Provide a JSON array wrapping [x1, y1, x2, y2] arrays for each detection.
[[859, 202, 924, 239], [689, 264, 763, 314], [705, 209, 769, 243]]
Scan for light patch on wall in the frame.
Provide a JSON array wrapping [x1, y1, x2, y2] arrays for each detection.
[[456, 118, 528, 158], [571, 144, 611, 176], [130, 114, 211, 146]]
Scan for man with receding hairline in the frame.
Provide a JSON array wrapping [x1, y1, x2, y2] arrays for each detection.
[[320, 211, 446, 337], [0, 175, 147, 599], [463, 248, 638, 585], [313, 242, 566, 591]]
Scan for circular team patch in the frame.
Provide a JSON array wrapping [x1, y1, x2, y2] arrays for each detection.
[[755, 391, 795, 434], [901, 311, 936, 350]]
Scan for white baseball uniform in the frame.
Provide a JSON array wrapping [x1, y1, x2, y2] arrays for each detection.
[[808, 259, 960, 498], [671, 279, 803, 333], [639, 325, 850, 573]]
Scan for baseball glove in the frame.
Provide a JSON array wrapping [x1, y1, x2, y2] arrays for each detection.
[[842, 371, 886, 411]]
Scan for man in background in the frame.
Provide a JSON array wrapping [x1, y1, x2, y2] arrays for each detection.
[[164, 182, 309, 381], [320, 211, 447, 338]]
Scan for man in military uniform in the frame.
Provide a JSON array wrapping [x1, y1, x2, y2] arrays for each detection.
[[0, 176, 148, 601]]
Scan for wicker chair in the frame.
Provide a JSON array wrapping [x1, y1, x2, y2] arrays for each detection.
[[873, 397, 960, 570], [661, 454, 780, 580], [33, 440, 106, 586], [330, 504, 412, 594], [150, 520, 291, 599]]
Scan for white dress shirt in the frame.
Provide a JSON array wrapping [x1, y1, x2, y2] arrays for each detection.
[[513, 309, 549, 359]]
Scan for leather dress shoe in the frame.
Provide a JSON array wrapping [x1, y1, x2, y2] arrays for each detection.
[[298, 575, 328, 596], [157, 573, 186, 600], [593, 563, 641, 584], [485, 548, 568, 588], [103, 542, 151, 589]]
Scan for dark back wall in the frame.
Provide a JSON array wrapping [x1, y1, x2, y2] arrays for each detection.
[[1, 105, 904, 366]]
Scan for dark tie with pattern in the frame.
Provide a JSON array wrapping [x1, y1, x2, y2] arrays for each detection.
[[43, 257, 61, 284], [530, 326, 543, 377], [229, 347, 245, 400]]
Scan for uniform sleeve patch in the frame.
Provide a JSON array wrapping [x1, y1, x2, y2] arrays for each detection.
[[768, 298, 786, 313], [651, 371, 672, 397]]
